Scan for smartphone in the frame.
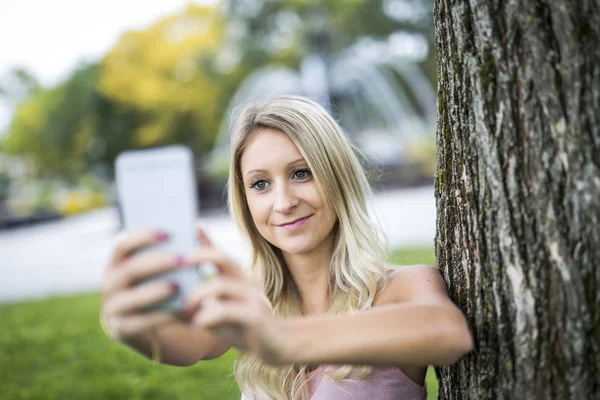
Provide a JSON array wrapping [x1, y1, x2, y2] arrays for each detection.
[[115, 146, 214, 313]]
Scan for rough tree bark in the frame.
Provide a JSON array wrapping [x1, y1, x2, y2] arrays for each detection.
[[434, 1, 600, 399]]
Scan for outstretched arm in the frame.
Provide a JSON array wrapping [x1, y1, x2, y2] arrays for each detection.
[[185, 253, 473, 367], [281, 265, 473, 367]]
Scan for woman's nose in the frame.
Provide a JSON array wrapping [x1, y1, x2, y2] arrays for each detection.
[[273, 184, 299, 214]]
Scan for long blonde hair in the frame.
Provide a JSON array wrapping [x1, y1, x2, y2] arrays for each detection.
[[228, 96, 389, 400]]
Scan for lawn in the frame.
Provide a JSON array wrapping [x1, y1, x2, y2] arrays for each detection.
[[0, 247, 438, 399]]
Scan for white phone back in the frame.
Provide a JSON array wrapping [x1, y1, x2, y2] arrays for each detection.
[[115, 146, 205, 311]]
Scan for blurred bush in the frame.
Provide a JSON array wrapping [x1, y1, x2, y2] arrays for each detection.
[[4, 174, 110, 219]]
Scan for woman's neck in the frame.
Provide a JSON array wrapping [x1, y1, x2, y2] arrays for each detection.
[[282, 236, 335, 315]]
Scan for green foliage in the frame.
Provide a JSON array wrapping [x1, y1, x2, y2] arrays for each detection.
[[0, 171, 10, 200], [2, 0, 435, 181], [0, 68, 39, 101], [99, 5, 229, 151], [2, 65, 100, 179], [229, 0, 433, 52]]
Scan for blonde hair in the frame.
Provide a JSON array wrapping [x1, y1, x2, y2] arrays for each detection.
[[228, 96, 389, 400]]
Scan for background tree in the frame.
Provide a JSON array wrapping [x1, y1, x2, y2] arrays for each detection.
[[0, 68, 39, 107], [434, 1, 599, 399], [2, 0, 438, 181], [3, 3, 302, 178], [2, 65, 98, 179], [99, 5, 230, 152], [3, 5, 244, 178], [226, 0, 436, 79]]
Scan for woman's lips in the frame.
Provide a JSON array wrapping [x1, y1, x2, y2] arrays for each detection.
[[278, 216, 311, 231]]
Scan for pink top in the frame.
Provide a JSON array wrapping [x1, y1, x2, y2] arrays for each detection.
[[241, 365, 427, 399]]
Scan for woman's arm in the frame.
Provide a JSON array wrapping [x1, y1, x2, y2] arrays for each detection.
[[185, 254, 473, 368], [281, 265, 473, 367], [120, 322, 231, 366], [101, 227, 232, 367]]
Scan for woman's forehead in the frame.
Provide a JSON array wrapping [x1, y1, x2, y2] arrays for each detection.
[[240, 128, 305, 172]]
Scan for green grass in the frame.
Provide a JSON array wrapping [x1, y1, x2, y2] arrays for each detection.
[[0, 247, 438, 399]]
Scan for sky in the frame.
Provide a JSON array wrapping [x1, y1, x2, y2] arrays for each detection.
[[0, 0, 217, 133]]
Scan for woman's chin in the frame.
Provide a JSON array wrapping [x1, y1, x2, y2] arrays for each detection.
[[277, 240, 317, 256]]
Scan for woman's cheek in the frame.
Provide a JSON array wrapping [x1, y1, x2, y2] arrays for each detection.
[[249, 199, 270, 231]]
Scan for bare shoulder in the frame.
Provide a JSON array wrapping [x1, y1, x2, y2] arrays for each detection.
[[376, 264, 450, 306]]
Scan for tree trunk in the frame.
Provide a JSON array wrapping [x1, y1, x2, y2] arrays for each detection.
[[433, 1, 600, 399]]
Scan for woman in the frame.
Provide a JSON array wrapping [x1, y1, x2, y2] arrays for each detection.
[[101, 96, 473, 399]]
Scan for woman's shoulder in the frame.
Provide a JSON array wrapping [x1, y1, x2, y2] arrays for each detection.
[[383, 263, 439, 280], [375, 264, 440, 306]]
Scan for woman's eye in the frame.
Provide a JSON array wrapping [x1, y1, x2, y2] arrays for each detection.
[[293, 169, 311, 180], [250, 180, 269, 191]]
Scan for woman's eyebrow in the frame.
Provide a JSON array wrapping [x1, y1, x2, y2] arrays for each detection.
[[244, 158, 307, 176], [287, 158, 307, 166], [245, 169, 265, 176]]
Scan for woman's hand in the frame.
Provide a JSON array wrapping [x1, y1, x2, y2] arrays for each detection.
[[184, 238, 290, 365], [101, 228, 196, 341]]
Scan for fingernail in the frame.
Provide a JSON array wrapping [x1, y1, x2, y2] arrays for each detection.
[[183, 303, 200, 313], [154, 230, 169, 241], [174, 255, 186, 268], [169, 282, 180, 292]]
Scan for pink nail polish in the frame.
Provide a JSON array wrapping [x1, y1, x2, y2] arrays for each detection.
[[154, 230, 168, 241], [174, 255, 186, 268], [169, 282, 180, 292]]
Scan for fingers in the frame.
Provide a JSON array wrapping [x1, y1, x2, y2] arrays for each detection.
[[104, 280, 179, 316], [195, 224, 214, 248], [185, 278, 251, 310], [185, 247, 245, 279], [185, 278, 267, 330], [110, 229, 169, 266], [191, 301, 250, 328], [104, 253, 188, 294]]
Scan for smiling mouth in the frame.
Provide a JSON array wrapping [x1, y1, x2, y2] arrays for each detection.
[[277, 215, 312, 227]]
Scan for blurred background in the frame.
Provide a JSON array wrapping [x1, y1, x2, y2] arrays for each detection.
[[0, 0, 439, 398]]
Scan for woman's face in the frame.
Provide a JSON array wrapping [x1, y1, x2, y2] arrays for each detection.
[[240, 128, 337, 256]]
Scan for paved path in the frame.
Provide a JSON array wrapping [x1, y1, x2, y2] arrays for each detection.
[[0, 186, 435, 303]]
